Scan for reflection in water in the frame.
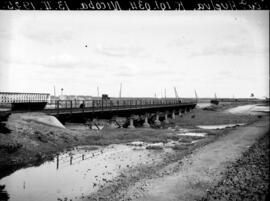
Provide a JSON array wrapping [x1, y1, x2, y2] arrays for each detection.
[[0, 144, 173, 201]]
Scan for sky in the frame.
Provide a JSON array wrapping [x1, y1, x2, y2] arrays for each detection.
[[0, 11, 269, 98]]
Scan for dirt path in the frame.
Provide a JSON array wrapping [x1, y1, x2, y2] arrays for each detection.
[[128, 117, 269, 201]]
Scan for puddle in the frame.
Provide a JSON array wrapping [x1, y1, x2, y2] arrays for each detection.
[[178, 132, 207, 137], [0, 144, 173, 201], [197, 123, 246, 130]]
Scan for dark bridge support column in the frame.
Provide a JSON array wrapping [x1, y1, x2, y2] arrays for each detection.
[[164, 111, 169, 124], [128, 115, 135, 129], [143, 113, 150, 128], [154, 112, 161, 126]]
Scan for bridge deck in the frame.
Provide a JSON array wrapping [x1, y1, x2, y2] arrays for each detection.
[[0, 97, 197, 119], [44, 102, 196, 116]]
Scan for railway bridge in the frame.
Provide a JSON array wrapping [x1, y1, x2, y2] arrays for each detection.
[[0, 92, 197, 128]]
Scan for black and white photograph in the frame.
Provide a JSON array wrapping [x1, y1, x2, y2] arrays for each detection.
[[0, 4, 269, 201]]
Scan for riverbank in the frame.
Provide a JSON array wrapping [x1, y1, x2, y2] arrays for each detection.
[[0, 103, 269, 201], [200, 132, 269, 201], [0, 103, 263, 179], [122, 116, 269, 201]]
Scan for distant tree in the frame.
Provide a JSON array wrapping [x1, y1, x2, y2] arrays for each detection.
[[250, 93, 254, 97]]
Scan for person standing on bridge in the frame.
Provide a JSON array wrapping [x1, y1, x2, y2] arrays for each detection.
[[80, 102, 85, 109]]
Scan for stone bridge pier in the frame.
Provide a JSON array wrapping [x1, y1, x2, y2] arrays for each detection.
[[153, 112, 161, 126], [143, 113, 150, 128]]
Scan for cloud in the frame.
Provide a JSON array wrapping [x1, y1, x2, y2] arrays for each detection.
[[0, 29, 14, 41], [43, 54, 78, 68], [168, 36, 193, 48], [113, 64, 139, 77], [96, 44, 146, 57], [155, 57, 167, 64], [189, 35, 266, 57], [1, 54, 104, 70], [23, 30, 72, 45]]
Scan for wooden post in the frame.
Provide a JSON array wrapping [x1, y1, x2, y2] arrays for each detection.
[[70, 100, 72, 114], [70, 155, 73, 165], [56, 154, 59, 169], [101, 99, 103, 111], [57, 100, 59, 115]]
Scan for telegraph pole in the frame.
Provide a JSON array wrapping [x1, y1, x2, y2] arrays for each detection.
[[119, 83, 122, 98]]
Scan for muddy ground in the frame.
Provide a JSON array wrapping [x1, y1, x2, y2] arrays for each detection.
[[0, 102, 268, 201]]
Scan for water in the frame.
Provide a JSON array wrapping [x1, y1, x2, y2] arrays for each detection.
[[225, 104, 269, 115], [196, 103, 211, 108], [0, 144, 173, 201], [197, 123, 246, 130], [178, 132, 207, 137]]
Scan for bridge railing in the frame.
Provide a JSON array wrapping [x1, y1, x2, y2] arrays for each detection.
[[51, 98, 192, 114]]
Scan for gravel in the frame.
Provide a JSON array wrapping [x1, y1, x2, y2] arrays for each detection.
[[200, 132, 269, 201]]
